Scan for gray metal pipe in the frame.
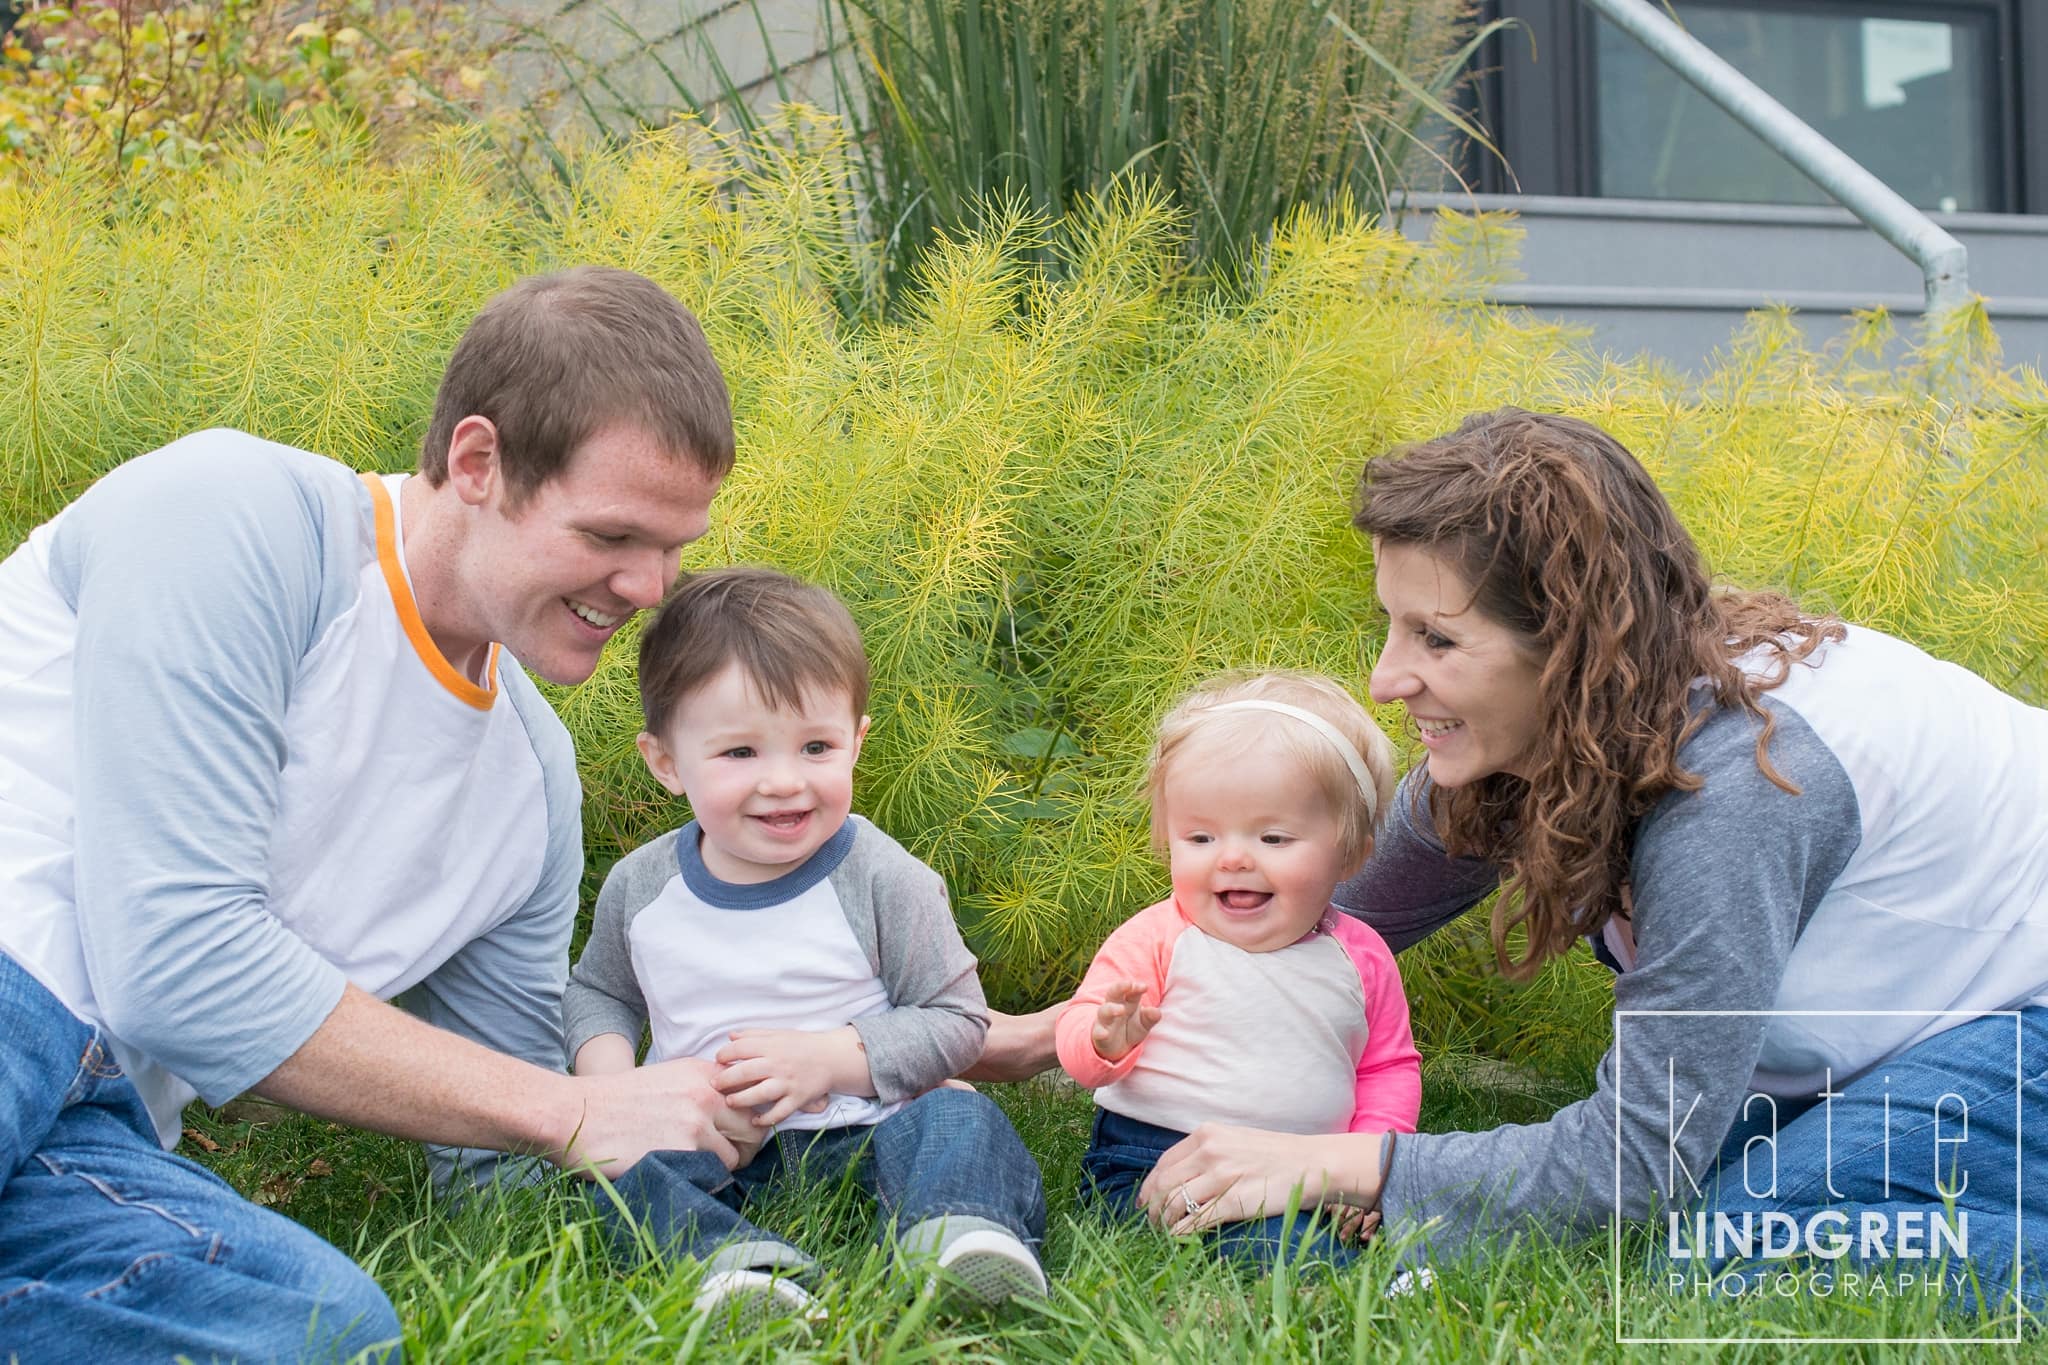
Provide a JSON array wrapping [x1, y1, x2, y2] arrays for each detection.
[[1583, 0, 1969, 318]]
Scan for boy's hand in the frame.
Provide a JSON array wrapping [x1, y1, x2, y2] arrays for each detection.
[[1092, 980, 1161, 1061], [713, 1026, 874, 1128]]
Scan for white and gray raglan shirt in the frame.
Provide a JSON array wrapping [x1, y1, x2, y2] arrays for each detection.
[[562, 816, 989, 1130], [1335, 624, 2048, 1258], [0, 431, 583, 1186]]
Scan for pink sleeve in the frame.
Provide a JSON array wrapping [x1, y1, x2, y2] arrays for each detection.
[[1054, 899, 1183, 1088], [1324, 913, 1422, 1133]]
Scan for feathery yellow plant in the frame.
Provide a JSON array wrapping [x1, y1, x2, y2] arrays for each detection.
[[5, 116, 2042, 1067]]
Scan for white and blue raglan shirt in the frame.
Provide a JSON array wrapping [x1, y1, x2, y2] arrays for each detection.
[[1334, 624, 2048, 1256], [561, 816, 989, 1128], [0, 430, 584, 1183]]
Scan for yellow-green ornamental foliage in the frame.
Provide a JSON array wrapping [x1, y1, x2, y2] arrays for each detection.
[[5, 116, 2044, 1061]]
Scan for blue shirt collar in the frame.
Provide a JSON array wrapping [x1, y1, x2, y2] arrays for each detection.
[[675, 816, 858, 909]]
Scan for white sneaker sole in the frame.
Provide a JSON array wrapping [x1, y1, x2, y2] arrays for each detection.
[[692, 1268, 827, 1333], [933, 1229, 1047, 1306]]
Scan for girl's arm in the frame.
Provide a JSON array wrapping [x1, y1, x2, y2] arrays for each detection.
[[1323, 916, 1422, 1133], [1054, 900, 1183, 1087]]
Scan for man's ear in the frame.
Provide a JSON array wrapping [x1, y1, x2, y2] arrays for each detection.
[[443, 415, 503, 509], [637, 730, 686, 795]]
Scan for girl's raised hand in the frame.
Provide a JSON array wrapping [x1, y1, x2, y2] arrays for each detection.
[[1092, 980, 1162, 1061]]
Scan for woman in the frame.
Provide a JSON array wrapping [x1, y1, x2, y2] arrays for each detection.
[[977, 407, 2047, 1309]]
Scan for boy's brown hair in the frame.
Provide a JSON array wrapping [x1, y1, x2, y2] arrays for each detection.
[[638, 567, 869, 735], [421, 266, 735, 504]]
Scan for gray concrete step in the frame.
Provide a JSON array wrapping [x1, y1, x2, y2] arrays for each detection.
[[1397, 192, 2048, 373]]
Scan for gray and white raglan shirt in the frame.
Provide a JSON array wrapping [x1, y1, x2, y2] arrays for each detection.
[[1335, 624, 2048, 1258], [563, 816, 989, 1129], [0, 431, 582, 1184]]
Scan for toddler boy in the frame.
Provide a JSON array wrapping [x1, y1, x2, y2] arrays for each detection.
[[563, 567, 1046, 1325]]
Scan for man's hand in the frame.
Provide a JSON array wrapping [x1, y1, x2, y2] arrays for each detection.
[[556, 1055, 745, 1179], [713, 1026, 873, 1128], [1091, 980, 1161, 1061]]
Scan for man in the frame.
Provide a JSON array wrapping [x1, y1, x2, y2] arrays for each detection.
[[0, 268, 748, 1360]]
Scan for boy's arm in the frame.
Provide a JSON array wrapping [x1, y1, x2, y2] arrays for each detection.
[[1054, 901, 1181, 1088], [1324, 916, 1422, 1133], [563, 837, 673, 1074], [835, 826, 989, 1102]]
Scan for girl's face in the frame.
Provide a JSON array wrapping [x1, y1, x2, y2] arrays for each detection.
[[1367, 541, 1548, 790], [1158, 731, 1354, 953]]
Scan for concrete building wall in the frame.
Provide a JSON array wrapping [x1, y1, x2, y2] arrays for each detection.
[[493, 0, 844, 130]]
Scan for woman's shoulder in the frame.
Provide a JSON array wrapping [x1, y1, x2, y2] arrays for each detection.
[[1695, 622, 2044, 792]]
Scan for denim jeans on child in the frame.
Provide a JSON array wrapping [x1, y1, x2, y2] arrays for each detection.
[[1080, 1108, 1357, 1270], [600, 1086, 1045, 1271], [1678, 1004, 2048, 1317], [0, 952, 402, 1363]]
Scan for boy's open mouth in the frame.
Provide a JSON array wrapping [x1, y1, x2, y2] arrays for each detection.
[[752, 810, 812, 833], [1217, 889, 1272, 913]]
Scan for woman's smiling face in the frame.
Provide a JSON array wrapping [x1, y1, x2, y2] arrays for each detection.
[[1367, 541, 1548, 789]]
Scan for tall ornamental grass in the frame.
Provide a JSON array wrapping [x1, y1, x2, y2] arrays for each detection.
[[518, 0, 1501, 302], [5, 115, 2043, 1075]]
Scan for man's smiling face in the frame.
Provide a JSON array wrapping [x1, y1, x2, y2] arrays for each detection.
[[469, 424, 720, 686]]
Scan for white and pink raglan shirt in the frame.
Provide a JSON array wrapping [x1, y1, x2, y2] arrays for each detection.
[[1055, 899, 1421, 1136]]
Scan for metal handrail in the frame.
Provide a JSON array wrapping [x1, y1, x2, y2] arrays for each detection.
[[1584, 0, 1970, 318]]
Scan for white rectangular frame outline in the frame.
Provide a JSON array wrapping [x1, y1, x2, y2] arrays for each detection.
[[1609, 1008, 2023, 1346]]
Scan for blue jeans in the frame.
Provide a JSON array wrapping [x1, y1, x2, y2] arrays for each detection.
[[1079, 1107, 1358, 1271], [0, 952, 402, 1362], [1680, 1005, 2048, 1316], [599, 1086, 1046, 1270]]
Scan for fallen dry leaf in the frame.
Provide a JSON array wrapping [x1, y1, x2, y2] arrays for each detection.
[[182, 1127, 221, 1153]]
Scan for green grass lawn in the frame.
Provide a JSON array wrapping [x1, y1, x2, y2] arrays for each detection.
[[185, 1058, 2031, 1361]]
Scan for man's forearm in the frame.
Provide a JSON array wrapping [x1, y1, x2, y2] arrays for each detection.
[[961, 1003, 1063, 1082], [255, 982, 579, 1159]]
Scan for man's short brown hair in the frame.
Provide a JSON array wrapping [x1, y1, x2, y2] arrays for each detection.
[[422, 266, 735, 499], [638, 567, 870, 735]]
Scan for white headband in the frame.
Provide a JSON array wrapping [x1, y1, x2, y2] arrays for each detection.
[[1205, 699, 1380, 822]]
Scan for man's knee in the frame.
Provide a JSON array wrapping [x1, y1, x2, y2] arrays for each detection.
[[311, 1263, 402, 1363]]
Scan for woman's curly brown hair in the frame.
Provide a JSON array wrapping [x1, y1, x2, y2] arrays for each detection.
[[1353, 407, 1844, 980]]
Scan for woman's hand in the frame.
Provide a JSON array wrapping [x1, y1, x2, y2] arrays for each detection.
[[1137, 1124, 1385, 1235], [1092, 981, 1162, 1061]]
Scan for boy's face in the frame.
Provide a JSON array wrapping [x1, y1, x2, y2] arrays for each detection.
[[638, 661, 868, 885]]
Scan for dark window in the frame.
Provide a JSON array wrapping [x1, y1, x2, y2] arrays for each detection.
[[1593, 3, 1999, 211], [1470, 0, 2045, 214]]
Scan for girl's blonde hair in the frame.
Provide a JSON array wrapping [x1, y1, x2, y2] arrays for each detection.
[[1147, 671, 1398, 876]]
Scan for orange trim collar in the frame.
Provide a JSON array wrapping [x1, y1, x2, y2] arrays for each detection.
[[361, 473, 498, 711]]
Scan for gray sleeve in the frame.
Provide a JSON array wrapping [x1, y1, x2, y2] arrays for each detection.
[[1379, 701, 1859, 1261], [563, 832, 680, 1064], [831, 822, 989, 1102], [50, 433, 366, 1102], [1331, 766, 1500, 951], [412, 674, 582, 1193]]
